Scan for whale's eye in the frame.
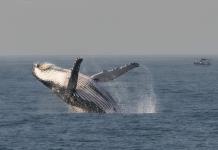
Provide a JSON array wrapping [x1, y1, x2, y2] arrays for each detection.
[[38, 64, 53, 71]]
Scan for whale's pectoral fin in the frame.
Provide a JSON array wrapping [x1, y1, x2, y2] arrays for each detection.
[[91, 62, 139, 82], [67, 58, 83, 92]]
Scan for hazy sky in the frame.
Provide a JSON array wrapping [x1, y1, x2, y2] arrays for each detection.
[[0, 0, 217, 55]]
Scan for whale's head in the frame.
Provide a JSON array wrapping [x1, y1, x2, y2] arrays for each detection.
[[32, 63, 70, 89]]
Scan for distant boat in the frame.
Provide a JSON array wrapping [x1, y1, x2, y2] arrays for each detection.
[[194, 58, 211, 65]]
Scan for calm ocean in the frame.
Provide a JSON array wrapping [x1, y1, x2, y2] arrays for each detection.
[[0, 55, 218, 150]]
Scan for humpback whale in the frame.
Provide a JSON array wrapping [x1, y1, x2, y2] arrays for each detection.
[[32, 58, 139, 113]]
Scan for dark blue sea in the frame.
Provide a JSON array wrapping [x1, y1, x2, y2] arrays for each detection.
[[0, 55, 218, 150]]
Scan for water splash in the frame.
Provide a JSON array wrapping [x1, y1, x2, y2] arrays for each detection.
[[137, 92, 157, 113], [137, 66, 157, 113], [109, 65, 157, 114]]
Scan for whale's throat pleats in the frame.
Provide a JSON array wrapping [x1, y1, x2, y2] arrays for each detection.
[[76, 74, 120, 113]]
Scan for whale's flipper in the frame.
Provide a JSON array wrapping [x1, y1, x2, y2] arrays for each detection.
[[91, 62, 139, 82], [67, 58, 83, 92]]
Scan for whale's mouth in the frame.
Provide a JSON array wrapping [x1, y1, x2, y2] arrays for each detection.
[[32, 63, 45, 77], [32, 63, 54, 89], [32, 63, 43, 81]]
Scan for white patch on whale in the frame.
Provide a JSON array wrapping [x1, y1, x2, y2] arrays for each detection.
[[34, 63, 71, 87]]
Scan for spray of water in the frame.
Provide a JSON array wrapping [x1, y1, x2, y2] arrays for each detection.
[[136, 66, 157, 113], [106, 65, 157, 114]]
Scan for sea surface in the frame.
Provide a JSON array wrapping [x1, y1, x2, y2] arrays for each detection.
[[0, 55, 218, 150]]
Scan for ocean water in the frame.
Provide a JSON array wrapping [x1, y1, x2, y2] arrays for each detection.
[[0, 55, 218, 150]]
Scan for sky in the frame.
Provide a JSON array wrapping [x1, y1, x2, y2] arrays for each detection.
[[0, 0, 217, 55]]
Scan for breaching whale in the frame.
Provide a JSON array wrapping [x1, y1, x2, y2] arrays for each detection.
[[32, 58, 139, 113]]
